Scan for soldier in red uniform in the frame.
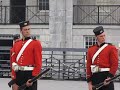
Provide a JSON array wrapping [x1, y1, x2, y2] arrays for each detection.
[[86, 26, 118, 90], [10, 34, 20, 78], [11, 21, 42, 90]]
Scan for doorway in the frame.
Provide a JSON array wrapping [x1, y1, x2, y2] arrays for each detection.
[[10, 0, 26, 24]]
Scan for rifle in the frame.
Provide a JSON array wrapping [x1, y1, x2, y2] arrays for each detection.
[[8, 68, 50, 89], [92, 74, 120, 90], [8, 79, 16, 87], [18, 68, 50, 90]]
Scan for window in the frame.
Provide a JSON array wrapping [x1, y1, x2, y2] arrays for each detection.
[[84, 35, 96, 48], [39, 0, 49, 10]]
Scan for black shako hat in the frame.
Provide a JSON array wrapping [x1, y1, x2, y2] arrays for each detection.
[[19, 21, 29, 28], [93, 26, 104, 36], [13, 34, 20, 40]]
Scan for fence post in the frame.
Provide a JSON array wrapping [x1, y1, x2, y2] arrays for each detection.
[[98, 5, 99, 24], [0, 1, 2, 23], [62, 51, 66, 79]]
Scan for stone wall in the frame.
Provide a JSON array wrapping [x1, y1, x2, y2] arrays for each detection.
[[1, 25, 120, 48]]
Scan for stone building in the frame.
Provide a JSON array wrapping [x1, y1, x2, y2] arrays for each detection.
[[0, 0, 120, 80], [0, 0, 120, 48]]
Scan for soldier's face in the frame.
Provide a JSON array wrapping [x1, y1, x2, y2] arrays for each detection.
[[96, 32, 106, 43], [20, 25, 31, 38]]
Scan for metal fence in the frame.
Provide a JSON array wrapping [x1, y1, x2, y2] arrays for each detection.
[[41, 48, 87, 80], [73, 5, 120, 25], [0, 6, 49, 24], [0, 47, 87, 80], [0, 47, 120, 81], [1, 5, 120, 25]]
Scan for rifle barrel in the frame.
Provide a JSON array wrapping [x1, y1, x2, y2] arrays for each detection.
[[93, 74, 120, 90], [18, 68, 50, 90]]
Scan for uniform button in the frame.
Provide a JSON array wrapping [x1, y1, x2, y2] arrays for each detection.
[[22, 42, 24, 45]]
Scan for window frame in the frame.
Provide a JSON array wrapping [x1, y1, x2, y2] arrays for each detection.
[[84, 35, 97, 48]]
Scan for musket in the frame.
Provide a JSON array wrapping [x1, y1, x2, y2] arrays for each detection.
[[8, 79, 16, 87], [8, 68, 50, 90], [18, 68, 50, 90], [92, 74, 120, 90]]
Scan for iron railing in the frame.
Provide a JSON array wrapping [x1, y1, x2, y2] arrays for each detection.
[[0, 47, 120, 81], [0, 6, 49, 24], [1, 5, 120, 25], [0, 47, 87, 80], [41, 48, 87, 80], [73, 5, 120, 25]]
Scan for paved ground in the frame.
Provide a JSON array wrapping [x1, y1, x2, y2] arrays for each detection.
[[0, 78, 120, 90]]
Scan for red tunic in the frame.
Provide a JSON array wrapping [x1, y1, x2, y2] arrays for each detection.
[[11, 38, 42, 79], [86, 43, 118, 82], [10, 48, 16, 79]]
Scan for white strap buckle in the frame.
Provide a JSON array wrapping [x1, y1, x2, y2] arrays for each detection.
[[91, 65, 99, 73], [91, 65, 110, 73]]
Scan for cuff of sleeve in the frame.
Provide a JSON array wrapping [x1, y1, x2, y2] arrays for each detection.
[[87, 77, 92, 83], [108, 72, 114, 78]]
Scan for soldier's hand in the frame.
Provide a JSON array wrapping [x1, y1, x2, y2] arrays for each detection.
[[12, 83, 19, 90], [26, 79, 33, 87], [88, 81, 93, 90], [10, 72, 14, 79], [104, 77, 111, 86]]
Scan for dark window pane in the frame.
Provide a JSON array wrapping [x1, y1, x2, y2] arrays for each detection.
[[39, 0, 49, 10], [84, 36, 96, 49], [86, 42, 88, 45], [46, 3, 49, 10], [39, 3, 42, 10], [39, 0, 42, 3]]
